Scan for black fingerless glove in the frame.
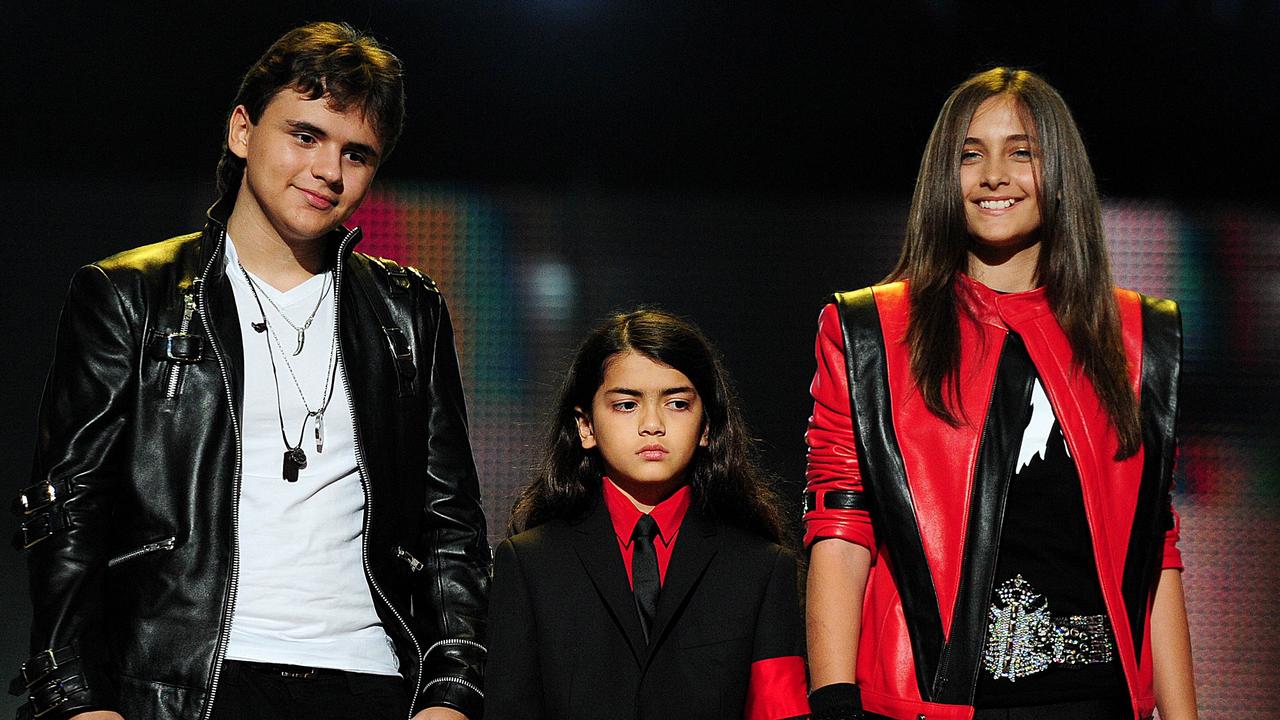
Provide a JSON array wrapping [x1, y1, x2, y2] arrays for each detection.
[[807, 682, 863, 720]]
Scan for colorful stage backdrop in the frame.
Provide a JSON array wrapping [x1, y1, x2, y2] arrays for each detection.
[[350, 186, 1279, 719]]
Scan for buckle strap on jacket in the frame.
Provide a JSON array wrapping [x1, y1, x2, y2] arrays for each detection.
[[21, 673, 89, 719], [12, 480, 74, 517], [804, 490, 868, 514], [13, 507, 73, 551], [162, 332, 204, 363], [382, 326, 417, 382], [9, 646, 78, 696], [356, 257, 421, 397], [384, 263, 412, 296]]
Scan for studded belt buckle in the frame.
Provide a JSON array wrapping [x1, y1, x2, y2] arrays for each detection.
[[983, 574, 1115, 681]]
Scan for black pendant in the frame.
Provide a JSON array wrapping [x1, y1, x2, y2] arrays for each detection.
[[282, 448, 308, 482]]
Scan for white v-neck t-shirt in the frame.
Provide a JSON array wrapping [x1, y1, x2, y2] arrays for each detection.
[[222, 235, 399, 676]]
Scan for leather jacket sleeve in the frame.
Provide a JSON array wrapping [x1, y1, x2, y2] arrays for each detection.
[[803, 304, 877, 557], [411, 282, 491, 718], [14, 265, 135, 718]]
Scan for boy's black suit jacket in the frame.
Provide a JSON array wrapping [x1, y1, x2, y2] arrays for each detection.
[[485, 497, 804, 720]]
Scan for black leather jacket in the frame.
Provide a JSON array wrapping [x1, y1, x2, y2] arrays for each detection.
[[12, 198, 490, 720]]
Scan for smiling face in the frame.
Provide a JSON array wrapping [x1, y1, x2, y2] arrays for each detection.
[[960, 95, 1043, 256], [227, 89, 383, 247], [576, 351, 708, 507]]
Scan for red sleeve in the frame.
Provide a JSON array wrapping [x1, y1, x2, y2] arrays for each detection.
[[744, 656, 808, 720], [803, 304, 877, 557]]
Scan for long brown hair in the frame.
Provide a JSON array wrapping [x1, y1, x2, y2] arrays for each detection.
[[886, 67, 1140, 458], [509, 309, 792, 547]]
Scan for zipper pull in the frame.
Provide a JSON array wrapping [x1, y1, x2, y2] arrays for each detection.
[[396, 546, 425, 573], [181, 292, 197, 326]]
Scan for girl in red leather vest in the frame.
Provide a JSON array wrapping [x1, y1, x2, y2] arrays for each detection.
[[804, 68, 1197, 720]]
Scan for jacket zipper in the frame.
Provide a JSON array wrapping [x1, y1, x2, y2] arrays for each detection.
[[933, 331, 1010, 700], [196, 229, 245, 720], [330, 230, 427, 720], [424, 675, 483, 697], [164, 291, 198, 399], [107, 536, 177, 568]]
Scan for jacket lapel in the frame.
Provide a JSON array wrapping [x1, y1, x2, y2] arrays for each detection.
[[571, 500, 649, 665], [644, 509, 718, 664]]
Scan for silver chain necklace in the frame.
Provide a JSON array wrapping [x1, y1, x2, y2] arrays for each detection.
[[250, 272, 331, 355], [238, 264, 339, 482]]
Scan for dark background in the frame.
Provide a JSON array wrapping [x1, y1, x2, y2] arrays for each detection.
[[4, 3, 1278, 717], [11, 2, 1280, 197]]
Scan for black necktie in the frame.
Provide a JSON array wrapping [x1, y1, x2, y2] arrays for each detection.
[[631, 514, 661, 643]]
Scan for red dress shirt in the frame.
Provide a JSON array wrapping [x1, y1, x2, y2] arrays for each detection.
[[601, 478, 808, 720], [601, 477, 691, 588]]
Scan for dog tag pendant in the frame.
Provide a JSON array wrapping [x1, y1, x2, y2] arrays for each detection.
[[314, 411, 325, 454], [283, 448, 307, 482]]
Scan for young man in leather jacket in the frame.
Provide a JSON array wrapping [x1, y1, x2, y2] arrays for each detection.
[[12, 22, 489, 720]]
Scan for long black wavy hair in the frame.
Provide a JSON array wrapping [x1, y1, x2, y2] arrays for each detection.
[[509, 309, 790, 546]]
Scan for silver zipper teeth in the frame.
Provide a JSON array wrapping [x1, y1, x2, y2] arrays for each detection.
[[423, 675, 484, 698], [164, 293, 198, 399], [425, 638, 487, 656], [331, 230, 427, 720], [107, 536, 177, 568], [197, 228, 244, 720]]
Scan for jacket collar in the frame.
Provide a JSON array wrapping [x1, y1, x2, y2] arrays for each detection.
[[955, 272, 1054, 329], [199, 192, 363, 282]]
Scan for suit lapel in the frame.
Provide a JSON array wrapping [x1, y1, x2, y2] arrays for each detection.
[[645, 509, 719, 664], [571, 499, 649, 664]]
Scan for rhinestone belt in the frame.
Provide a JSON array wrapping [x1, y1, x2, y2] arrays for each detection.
[[982, 574, 1115, 681]]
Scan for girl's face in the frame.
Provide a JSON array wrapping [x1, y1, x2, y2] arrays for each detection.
[[576, 351, 709, 506], [959, 95, 1043, 253]]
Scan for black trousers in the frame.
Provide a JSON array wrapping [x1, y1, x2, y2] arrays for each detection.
[[209, 660, 406, 720], [972, 697, 1133, 719]]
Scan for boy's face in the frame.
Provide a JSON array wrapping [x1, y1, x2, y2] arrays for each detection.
[[576, 351, 709, 507], [227, 89, 383, 245]]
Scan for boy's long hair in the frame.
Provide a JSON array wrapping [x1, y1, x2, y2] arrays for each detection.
[[509, 310, 790, 545], [215, 21, 405, 197], [887, 67, 1140, 459]]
